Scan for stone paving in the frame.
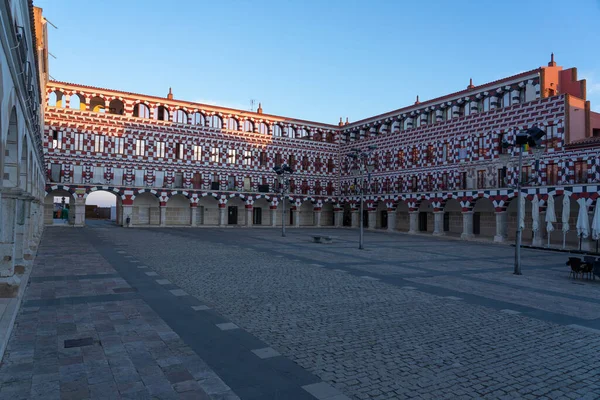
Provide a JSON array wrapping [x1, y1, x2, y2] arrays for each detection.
[[3, 221, 600, 399]]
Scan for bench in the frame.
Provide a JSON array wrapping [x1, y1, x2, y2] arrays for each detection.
[[312, 235, 333, 244]]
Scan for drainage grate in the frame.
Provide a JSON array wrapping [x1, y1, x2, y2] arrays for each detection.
[[113, 287, 138, 293], [64, 337, 97, 348]]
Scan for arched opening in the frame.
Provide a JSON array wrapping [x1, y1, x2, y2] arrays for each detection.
[[154, 106, 169, 121], [133, 103, 150, 118], [298, 200, 315, 226], [342, 203, 352, 227], [90, 96, 105, 113], [547, 194, 580, 247], [243, 120, 254, 133], [19, 137, 28, 191], [4, 107, 18, 187], [273, 124, 282, 137], [133, 192, 160, 226], [109, 99, 125, 115], [258, 122, 268, 135], [48, 90, 65, 107], [86, 190, 120, 225], [286, 126, 296, 138], [443, 198, 462, 235], [375, 201, 388, 229], [418, 200, 434, 233], [174, 109, 188, 124], [226, 197, 246, 225], [69, 93, 85, 110], [210, 115, 223, 129], [395, 201, 410, 231], [506, 196, 534, 242], [44, 190, 75, 225], [472, 197, 496, 239], [166, 195, 191, 225], [192, 112, 205, 125], [321, 202, 335, 226], [227, 117, 239, 131], [197, 195, 219, 225], [253, 198, 271, 226]]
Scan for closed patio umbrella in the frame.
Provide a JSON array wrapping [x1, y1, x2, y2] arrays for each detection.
[[562, 195, 570, 249], [592, 202, 600, 252], [576, 198, 590, 251], [546, 195, 557, 247]]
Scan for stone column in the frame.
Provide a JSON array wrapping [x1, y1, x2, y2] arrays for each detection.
[[494, 211, 508, 242], [218, 206, 226, 226], [408, 211, 419, 234], [270, 207, 277, 227], [334, 210, 343, 227], [190, 205, 198, 227], [387, 210, 396, 231], [314, 210, 322, 227], [461, 211, 474, 239], [159, 205, 167, 227], [367, 210, 376, 230], [13, 198, 27, 274], [74, 198, 86, 227], [26, 200, 39, 253], [293, 209, 300, 227], [0, 189, 20, 297], [351, 210, 359, 228], [122, 205, 133, 227], [433, 211, 445, 236], [246, 206, 253, 227]]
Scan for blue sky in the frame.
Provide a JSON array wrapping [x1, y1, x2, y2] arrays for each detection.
[[36, 0, 600, 206]]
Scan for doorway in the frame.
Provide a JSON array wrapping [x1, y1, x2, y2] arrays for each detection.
[[380, 210, 388, 229], [419, 212, 427, 232], [473, 212, 481, 235], [443, 212, 450, 232], [228, 206, 238, 225], [253, 207, 262, 225]]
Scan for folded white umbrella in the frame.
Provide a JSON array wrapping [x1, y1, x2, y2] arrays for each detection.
[[576, 198, 590, 239], [545, 195, 557, 247], [562, 195, 570, 249], [531, 195, 540, 233], [592, 202, 600, 241], [518, 194, 526, 231]]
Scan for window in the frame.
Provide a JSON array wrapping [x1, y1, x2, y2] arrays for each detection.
[[286, 126, 296, 138], [275, 153, 282, 166], [547, 125, 559, 148], [227, 149, 237, 164], [113, 137, 124, 154], [302, 156, 309, 170], [94, 135, 105, 153], [411, 176, 418, 192], [521, 165, 531, 184], [289, 154, 295, 167], [398, 150, 405, 166], [227, 117, 238, 131], [575, 161, 588, 183], [477, 170, 486, 189], [192, 112, 205, 125], [498, 133, 507, 154], [193, 145, 202, 161], [260, 151, 267, 166], [211, 148, 220, 163], [327, 159, 334, 173], [133, 103, 150, 118], [442, 143, 448, 161], [501, 91, 511, 108], [243, 150, 252, 166], [273, 124, 282, 137], [210, 115, 223, 129], [135, 139, 146, 156], [51, 130, 62, 149], [156, 141, 166, 158], [412, 147, 418, 163], [460, 172, 467, 190], [176, 143, 184, 160], [498, 168, 507, 188], [441, 173, 449, 190], [174, 110, 188, 124], [259, 123, 268, 134], [482, 97, 490, 112], [155, 106, 169, 121], [427, 112, 435, 125], [427, 145, 434, 163], [546, 163, 558, 185], [73, 133, 84, 151], [445, 108, 453, 121], [478, 136, 485, 157], [243, 120, 254, 132]]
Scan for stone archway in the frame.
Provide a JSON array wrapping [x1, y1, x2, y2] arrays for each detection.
[[133, 192, 159, 226], [226, 197, 246, 226], [472, 197, 496, 239], [253, 198, 272, 226], [375, 201, 388, 229], [321, 202, 335, 226], [197, 195, 219, 225], [166, 194, 191, 225], [86, 190, 121, 224], [418, 199, 434, 233], [44, 189, 75, 225], [443, 198, 462, 235], [395, 201, 410, 232], [298, 200, 315, 226]]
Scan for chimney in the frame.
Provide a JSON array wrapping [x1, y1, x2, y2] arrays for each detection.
[[414, 95, 420, 105], [345, 117, 349, 125], [257, 103, 263, 114], [548, 52, 556, 67], [167, 87, 173, 100], [467, 78, 475, 90], [339, 117, 344, 127]]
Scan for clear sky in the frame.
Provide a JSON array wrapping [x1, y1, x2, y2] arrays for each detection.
[[35, 0, 600, 206]]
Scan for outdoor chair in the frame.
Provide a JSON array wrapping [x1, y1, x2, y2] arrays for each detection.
[[567, 257, 583, 279], [581, 262, 594, 280]]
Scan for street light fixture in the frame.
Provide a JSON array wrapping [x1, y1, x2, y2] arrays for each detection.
[[273, 164, 293, 237], [346, 145, 377, 250], [499, 126, 546, 275]]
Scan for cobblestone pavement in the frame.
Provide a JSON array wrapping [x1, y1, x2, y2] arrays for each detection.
[[4, 222, 600, 399]]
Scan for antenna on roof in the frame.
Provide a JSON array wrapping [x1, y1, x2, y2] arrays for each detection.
[[250, 99, 256, 112]]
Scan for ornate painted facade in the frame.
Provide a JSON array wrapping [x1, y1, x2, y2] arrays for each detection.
[[44, 55, 600, 249]]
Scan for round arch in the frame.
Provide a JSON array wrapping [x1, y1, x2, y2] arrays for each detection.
[[90, 96, 105, 113], [86, 190, 121, 224], [133, 192, 160, 225], [44, 189, 75, 225], [394, 200, 410, 232], [109, 99, 124, 115], [226, 197, 246, 226], [320, 201, 335, 226], [254, 198, 272, 226], [197, 195, 219, 225], [298, 200, 315, 226], [4, 107, 18, 188], [418, 199, 434, 233], [472, 197, 496, 238], [166, 194, 191, 225], [375, 200, 388, 229]]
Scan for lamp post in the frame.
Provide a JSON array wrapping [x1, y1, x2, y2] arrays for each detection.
[[498, 126, 546, 275], [347, 146, 377, 250], [273, 164, 293, 237]]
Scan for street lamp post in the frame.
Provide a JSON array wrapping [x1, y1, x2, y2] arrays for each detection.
[[273, 164, 293, 237], [498, 127, 546, 275], [347, 146, 377, 250]]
